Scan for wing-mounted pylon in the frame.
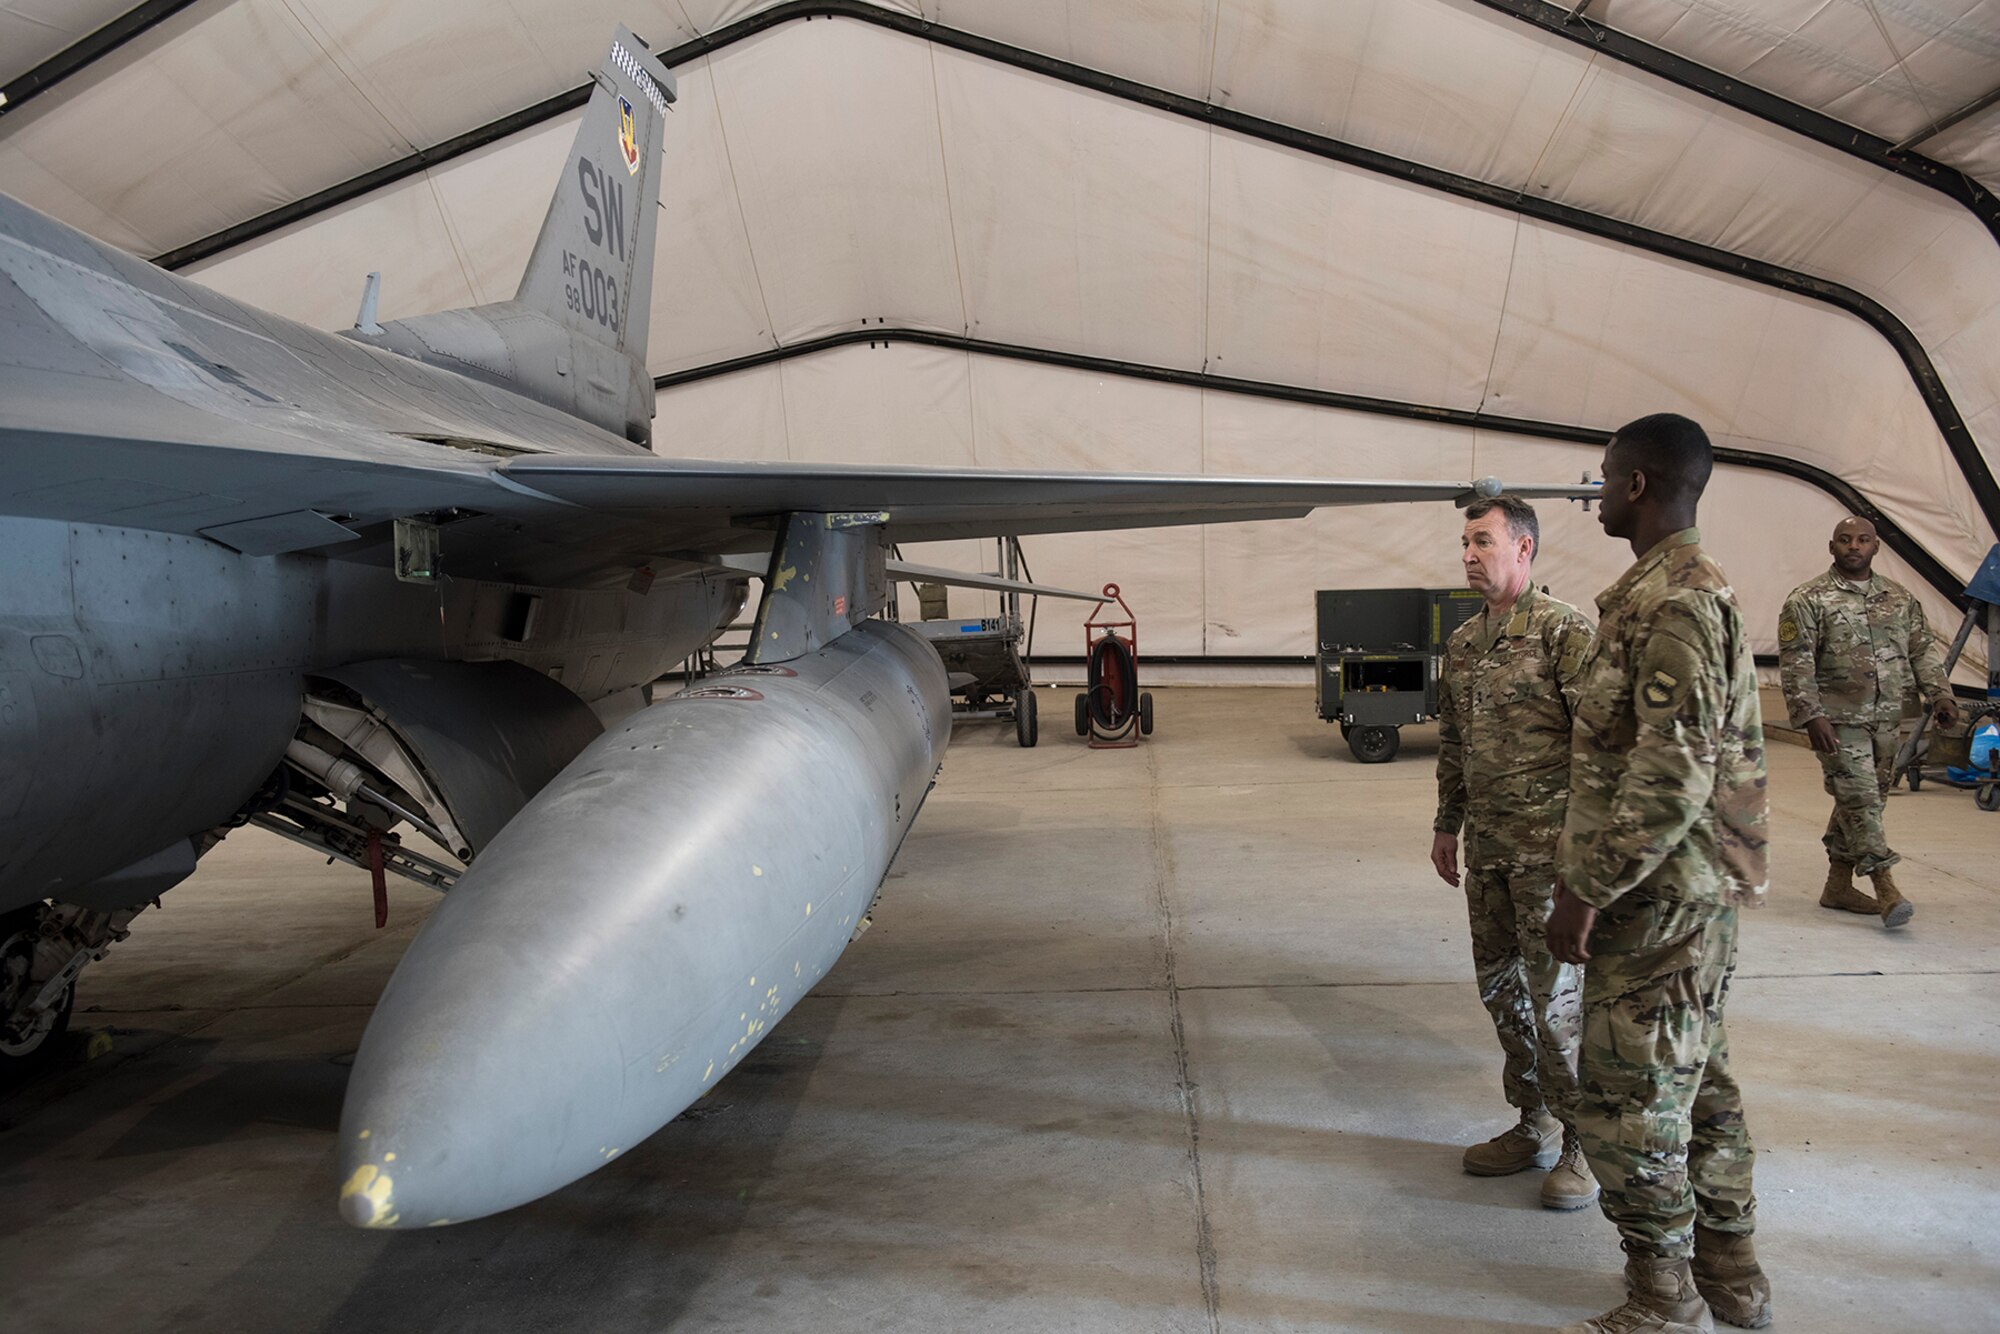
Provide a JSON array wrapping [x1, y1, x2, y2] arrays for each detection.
[[745, 512, 890, 664]]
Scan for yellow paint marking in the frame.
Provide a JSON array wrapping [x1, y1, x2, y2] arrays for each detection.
[[794, 961, 802, 977], [340, 1164, 396, 1227], [805, 902, 812, 916], [749, 976, 756, 986], [384, 1152, 396, 1162], [357, 1129, 371, 1140], [703, 1060, 715, 1082], [428, 1219, 454, 1228], [752, 865, 763, 877], [771, 563, 798, 592]]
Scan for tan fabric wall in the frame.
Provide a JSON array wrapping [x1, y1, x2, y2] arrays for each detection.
[[656, 343, 1985, 683]]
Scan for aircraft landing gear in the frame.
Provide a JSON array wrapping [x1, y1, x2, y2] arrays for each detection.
[[1, 907, 73, 1067], [0, 902, 143, 1074]]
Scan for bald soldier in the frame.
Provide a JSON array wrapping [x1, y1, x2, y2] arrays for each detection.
[[1547, 414, 1772, 1333], [1431, 494, 1598, 1210], [1780, 517, 1957, 928]]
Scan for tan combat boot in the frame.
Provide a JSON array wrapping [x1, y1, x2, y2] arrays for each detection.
[[1818, 862, 1878, 914], [1541, 1127, 1601, 1210], [1871, 868, 1914, 928], [1462, 1107, 1561, 1176], [1692, 1225, 1773, 1329], [1559, 1249, 1716, 1333]]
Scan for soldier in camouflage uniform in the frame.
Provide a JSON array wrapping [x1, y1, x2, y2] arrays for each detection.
[[1779, 516, 1957, 929], [1546, 414, 1773, 1334], [1432, 494, 1598, 1211]]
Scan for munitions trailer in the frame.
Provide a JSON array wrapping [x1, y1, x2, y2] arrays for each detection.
[[1315, 587, 1482, 763]]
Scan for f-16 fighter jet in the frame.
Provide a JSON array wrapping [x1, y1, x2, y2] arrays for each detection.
[[0, 28, 1590, 1229]]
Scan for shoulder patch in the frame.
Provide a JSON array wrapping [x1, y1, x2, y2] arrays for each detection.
[[1778, 617, 1798, 645], [1633, 626, 1711, 722]]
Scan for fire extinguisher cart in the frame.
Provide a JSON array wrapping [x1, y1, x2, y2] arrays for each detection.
[[1076, 584, 1154, 749]]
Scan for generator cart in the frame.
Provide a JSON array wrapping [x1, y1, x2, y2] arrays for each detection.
[[1315, 587, 1482, 763]]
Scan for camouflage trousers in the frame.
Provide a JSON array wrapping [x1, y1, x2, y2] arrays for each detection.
[[1574, 895, 1756, 1259], [1816, 721, 1901, 875], [1463, 861, 1582, 1124]]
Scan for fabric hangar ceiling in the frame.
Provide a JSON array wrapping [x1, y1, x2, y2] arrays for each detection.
[[1, 0, 1995, 667]]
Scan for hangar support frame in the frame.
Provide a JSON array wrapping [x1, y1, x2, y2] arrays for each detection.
[[1468, 0, 2000, 246], [656, 326, 1974, 607], [11, 1, 1996, 555], [98, 0, 2000, 545]]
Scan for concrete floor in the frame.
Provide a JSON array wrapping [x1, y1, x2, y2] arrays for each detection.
[[3, 687, 1997, 1333]]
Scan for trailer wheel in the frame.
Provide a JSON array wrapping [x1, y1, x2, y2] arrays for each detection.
[[1015, 689, 1038, 748], [1906, 763, 1923, 792], [1074, 693, 1089, 737], [1979, 784, 1999, 813], [1138, 692, 1154, 736], [1349, 725, 1400, 764]]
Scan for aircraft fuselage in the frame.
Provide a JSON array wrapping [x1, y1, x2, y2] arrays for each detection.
[[0, 513, 738, 913]]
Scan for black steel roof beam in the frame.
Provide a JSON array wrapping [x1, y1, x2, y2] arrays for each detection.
[[135, 0, 1999, 534], [0, 0, 207, 119], [1468, 0, 2000, 246], [653, 325, 1970, 607]]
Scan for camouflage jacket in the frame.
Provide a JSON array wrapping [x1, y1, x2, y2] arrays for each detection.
[[1778, 569, 1950, 728], [1559, 529, 1769, 910], [1434, 583, 1594, 868]]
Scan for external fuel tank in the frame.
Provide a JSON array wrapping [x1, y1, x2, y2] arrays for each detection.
[[336, 620, 950, 1227]]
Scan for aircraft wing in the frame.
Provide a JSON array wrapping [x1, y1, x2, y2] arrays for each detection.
[[499, 456, 1594, 545], [0, 414, 1595, 581]]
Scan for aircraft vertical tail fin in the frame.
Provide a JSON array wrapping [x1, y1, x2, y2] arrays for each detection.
[[345, 30, 675, 446], [516, 28, 675, 372]]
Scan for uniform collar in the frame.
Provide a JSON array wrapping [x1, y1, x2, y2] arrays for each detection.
[[1473, 580, 1539, 650], [1827, 566, 1878, 593], [1598, 527, 1700, 615]]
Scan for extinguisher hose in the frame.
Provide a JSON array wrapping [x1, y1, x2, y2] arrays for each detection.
[[1087, 634, 1140, 730]]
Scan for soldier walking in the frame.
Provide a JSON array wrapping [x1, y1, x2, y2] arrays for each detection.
[[1779, 516, 1957, 928], [1546, 414, 1773, 1333], [1431, 495, 1598, 1210]]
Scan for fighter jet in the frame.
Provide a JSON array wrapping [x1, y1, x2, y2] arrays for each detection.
[[0, 29, 1591, 1228]]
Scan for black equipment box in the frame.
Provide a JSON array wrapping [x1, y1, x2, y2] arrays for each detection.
[[1314, 587, 1483, 763]]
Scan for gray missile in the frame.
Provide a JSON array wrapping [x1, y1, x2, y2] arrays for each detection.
[[335, 620, 950, 1227]]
